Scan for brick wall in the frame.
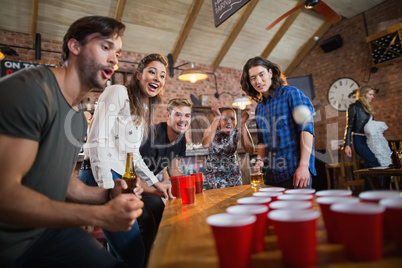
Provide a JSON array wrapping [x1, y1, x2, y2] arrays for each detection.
[[0, 0, 400, 150]]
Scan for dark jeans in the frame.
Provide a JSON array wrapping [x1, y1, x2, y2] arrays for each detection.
[[79, 169, 145, 268], [264, 173, 313, 189], [12, 227, 127, 268], [353, 135, 381, 190], [137, 195, 165, 267]]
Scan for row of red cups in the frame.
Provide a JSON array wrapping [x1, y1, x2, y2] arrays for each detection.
[[207, 187, 321, 268], [207, 188, 402, 268], [317, 189, 402, 261], [170, 173, 203, 204]]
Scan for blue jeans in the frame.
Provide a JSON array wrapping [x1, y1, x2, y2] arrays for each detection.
[[353, 135, 381, 190], [264, 173, 313, 189], [12, 227, 127, 268], [79, 169, 145, 268]]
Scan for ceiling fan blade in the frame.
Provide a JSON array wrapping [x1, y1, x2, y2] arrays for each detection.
[[265, 3, 304, 31], [314, 1, 341, 24]]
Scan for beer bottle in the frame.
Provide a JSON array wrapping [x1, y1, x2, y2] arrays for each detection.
[[121, 152, 138, 193], [391, 142, 401, 169]]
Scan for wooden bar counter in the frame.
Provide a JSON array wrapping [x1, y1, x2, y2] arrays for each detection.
[[148, 185, 402, 268]]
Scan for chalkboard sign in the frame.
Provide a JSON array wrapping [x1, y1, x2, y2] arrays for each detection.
[[212, 0, 250, 27], [0, 59, 57, 77]]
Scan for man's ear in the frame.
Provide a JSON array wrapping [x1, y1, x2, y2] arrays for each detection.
[[68, 38, 81, 56]]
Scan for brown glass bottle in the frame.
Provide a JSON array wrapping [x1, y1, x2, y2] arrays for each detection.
[[121, 152, 138, 193], [391, 142, 401, 168]]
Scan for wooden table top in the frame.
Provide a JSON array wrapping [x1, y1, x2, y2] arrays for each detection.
[[147, 185, 402, 268], [354, 167, 402, 176]]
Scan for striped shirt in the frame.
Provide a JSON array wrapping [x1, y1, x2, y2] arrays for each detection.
[[256, 85, 316, 184]]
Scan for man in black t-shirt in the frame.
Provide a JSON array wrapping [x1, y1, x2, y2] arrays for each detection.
[[139, 98, 192, 265]]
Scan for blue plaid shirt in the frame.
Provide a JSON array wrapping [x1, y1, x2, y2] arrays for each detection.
[[255, 85, 316, 184]]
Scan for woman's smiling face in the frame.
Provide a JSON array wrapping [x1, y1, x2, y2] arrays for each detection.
[[220, 109, 237, 135], [137, 60, 166, 98]]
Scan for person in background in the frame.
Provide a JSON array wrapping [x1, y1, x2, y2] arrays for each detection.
[[80, 53, 174, 267], [344, 85, 380, 190], [240, 56, 316, 189], [202, 103, 243, 189], [139, 97, 192, 259], [0, 16, 143, 268]]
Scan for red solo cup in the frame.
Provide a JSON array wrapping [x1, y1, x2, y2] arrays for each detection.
[[315, 189, 352, 198], [253, 191, 283, 201], [179, 176, 195, 205], [285, 189, 316, 195], [379, 197, 402, 247], [330, 203, 385, 261], [207, 213, 256, 268], [237, 196, 271, 208], [192, 173, 204, 194], [269, 200, 312, 211], [277, 194, 313, 208], [170, 175, 182, 198], [259, 187, 285, 193], [226, 205, 269, 254], [359, 190, 402, 203], [268, 209, 320, 268], [316, 196, 359, 243]]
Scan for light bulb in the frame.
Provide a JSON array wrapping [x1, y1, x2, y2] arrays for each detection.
[[190, 75, 197, 83]]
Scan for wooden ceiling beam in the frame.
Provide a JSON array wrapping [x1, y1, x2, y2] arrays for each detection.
[[284, 20, 332, 76], [260, 0, 304, 58], [212, 0, 259, 72], [114, 0, 127, 22], [171, 0, 204, 64], [31, 0, 39, 48]]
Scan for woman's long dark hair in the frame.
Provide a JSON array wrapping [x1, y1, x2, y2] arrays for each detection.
[[126, 53, 168, 129], [240, 56, 284, 102]]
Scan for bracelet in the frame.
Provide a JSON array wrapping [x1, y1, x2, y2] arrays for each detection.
[[105, 189, 112, 203]]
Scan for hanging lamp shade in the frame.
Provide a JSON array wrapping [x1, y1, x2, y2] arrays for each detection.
[[178, 68, 208, 83], [232, 95, 252, 110]]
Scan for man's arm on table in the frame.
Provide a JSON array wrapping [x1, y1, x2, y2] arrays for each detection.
[[0, 134, 143, 232]]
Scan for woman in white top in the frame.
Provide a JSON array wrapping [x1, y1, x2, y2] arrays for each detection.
[[80, 53, 173, 268]]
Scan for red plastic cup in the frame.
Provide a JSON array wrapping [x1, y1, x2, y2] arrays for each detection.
[[253, 191, 283, 201], [269, 200, 312, 211], [316, 196, 359, 243], [359, 190, 402, 203], [285, 189, 316, 195], [170, 175, 182, 198], [179, 175, 195, 204], [315, 189, 352, 198], [379, 197, 402, 247], [268, 209, 320, 268], [330, 203, 385, 261], [277, 194, 313, 208], [237, 196, 271, 208], [226, 205, 269, 254], [207, 213, 256, 268], [193, 173, 204, 194], [259, 187, 285, 193]]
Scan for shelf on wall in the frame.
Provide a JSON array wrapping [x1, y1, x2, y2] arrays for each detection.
[[366, 23, 402, 67]]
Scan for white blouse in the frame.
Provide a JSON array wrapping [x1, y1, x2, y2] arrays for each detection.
[[85, 85, 159, 189]]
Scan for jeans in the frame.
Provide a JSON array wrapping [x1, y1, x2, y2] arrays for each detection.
[[12, 227, 127, 268], [79, 169, 145, 268], [136, 195, 165, 267], [264, 173, 313, 189], [353, 135, 381, 190]]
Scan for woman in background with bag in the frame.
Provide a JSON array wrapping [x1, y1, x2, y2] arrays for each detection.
[[343, 85, 383, 189]]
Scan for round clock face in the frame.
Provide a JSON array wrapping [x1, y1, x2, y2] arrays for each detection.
[[328, 77, 359, 111]]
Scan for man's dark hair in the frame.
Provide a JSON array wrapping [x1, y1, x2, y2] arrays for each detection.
[[61, 16, 126, 63]]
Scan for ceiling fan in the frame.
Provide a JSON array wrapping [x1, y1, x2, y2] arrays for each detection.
[[265, 0, 341, 31]]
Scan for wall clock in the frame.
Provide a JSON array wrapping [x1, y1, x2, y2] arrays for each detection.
[[327, 77, 359, 112]]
